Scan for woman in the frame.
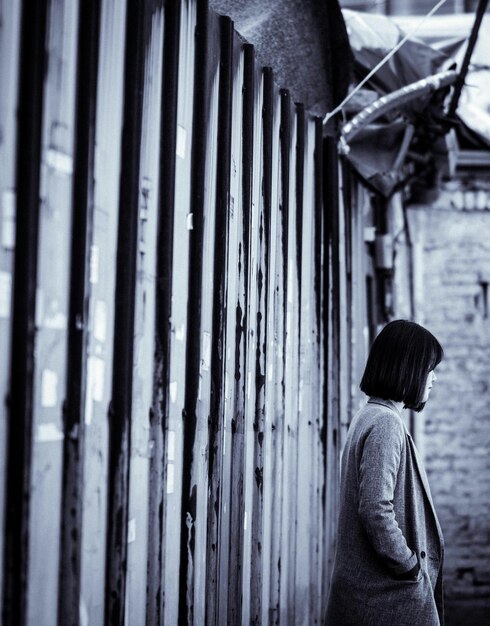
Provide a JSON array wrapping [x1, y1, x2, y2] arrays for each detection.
[[325, 320, 445, 626]]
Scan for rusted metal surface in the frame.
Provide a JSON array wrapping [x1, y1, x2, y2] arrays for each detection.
[[2, 1, 49, 624], [27, 2, 80, 621], [323, 136, 341, 591], [104, 0, 153, 623], [179, 2, 220, 624], [57, 2, 101, 625], [0, 0, 21, 616], [146, 0, 180, 623], [125, 3, 165, 625], [78, 1, 127, 623], [0, 0, 353, 623]]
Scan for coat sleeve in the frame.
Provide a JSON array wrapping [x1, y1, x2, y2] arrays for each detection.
[[358, 414, 418, 576]]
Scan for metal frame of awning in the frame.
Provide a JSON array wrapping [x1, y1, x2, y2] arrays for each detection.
[[340, 69, 458, 147]]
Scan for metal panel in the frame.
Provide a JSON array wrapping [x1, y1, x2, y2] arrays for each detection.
[[260, 71, 282, 626], [146, 0, 189, 623], [281, 94, 300, 625], [269, 90, 293, 624], [103, 0, 152, 622], [216, 27, 246, 626], [238, 43, 257, 626], [156, 0, 198, 623], [205, 15, 234, 624], [2, 1, 55, 624], [27, 2, 80, 616], [125, 4, 165, 626], [246, 64, 272, 626], [57, 2, 101, 624], [312, 118, 326, 619], [178, 2, 220, 624], [241, 53, 265, 626], [226, 34, 249, 626], [0, 1, 351, 623], [296, 115, 325, 625], [79, 1, 127, 623], [294, 105, 310, 624], [323, 135, 341, 592], [0, 0, 21, 613]]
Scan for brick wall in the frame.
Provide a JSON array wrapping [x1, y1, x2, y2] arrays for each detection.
[[403, 182, 490, 625]]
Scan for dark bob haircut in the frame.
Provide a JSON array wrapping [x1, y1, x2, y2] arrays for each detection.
[[360, 319, 443, 412]]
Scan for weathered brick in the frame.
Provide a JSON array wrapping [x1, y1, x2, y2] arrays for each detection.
[[401, 198, 490, 617]]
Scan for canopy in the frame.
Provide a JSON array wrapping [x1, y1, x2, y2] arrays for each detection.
[[341, 9, 490, 196]]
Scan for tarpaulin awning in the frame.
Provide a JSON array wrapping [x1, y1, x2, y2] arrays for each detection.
[[393, 13, 490, 146], [340, 9, 490, 197]]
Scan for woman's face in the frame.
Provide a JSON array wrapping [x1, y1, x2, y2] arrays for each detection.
[[422, 369, 437, 402]]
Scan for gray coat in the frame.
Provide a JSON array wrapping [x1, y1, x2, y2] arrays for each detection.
[[325, 397, 444, 626]]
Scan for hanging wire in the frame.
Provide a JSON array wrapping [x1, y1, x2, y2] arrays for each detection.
[[323, 0, 450, 125]]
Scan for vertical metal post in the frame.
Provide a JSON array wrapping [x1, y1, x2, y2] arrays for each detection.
[[206, 17, 233, 623], [323, 135, 340, 588], [205, 16, 233, 622], [314, 119, 324, 346], [147, 0, 180, 623], [249, 65, 274, 625], [179, 1, 215, 622], [295, 104, 305, 308], [2, 1, 49, 624], [104, 1, 147, 623], [57, 2, 101, 624]]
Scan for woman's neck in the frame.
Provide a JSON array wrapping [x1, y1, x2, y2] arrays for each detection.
[[391, 400, 404, 412]]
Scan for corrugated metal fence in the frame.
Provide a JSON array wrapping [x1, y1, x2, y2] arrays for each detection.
[[0, 0, 347, 624]]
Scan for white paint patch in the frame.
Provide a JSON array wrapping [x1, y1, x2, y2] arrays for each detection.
[[41, 369, 58, 407], [166, 463, 175, 494], [2, 190, 16, 250], [84, 395, 93, 427], [363, 226, 376, 243], [186, 212, 193, 230], [46, 148, 73, 175], [79, 597, 89, 626], [202, 332, 211, 371], [169, 381, 178, 404], [93, 300, 107, 342], [176, 125, 186, 159], [0, 271, 12, 319], [224, 371, 230, 401], [36, 422, 64, 442], [288, 259, 294, 304], [88, 355, 105, 403], [127, 518, 136, 543], [175, 323, 186, 341], [89, 245, 99, 284], [44, 299, 67, 330]]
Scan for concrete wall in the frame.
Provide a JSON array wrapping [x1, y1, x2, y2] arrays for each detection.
[[209, 0, 348, 117], [399, 179, 490, 625]]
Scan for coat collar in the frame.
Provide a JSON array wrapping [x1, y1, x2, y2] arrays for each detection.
[[367, 396, 402, 416]]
